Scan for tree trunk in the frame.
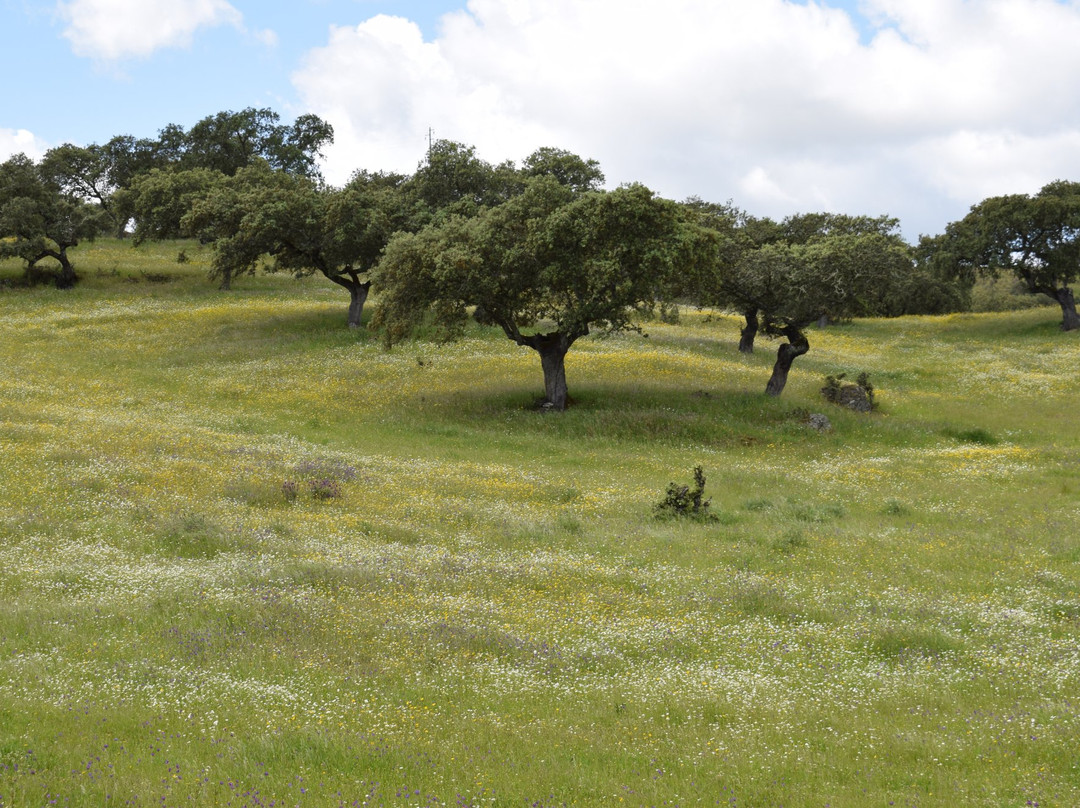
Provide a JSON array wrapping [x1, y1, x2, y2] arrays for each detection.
[[52, 248, 78, 289], [738, 309, 758, 354], [1053, 287, 1080, 331], [501, 324, 580, 411], [327, 270, 371, 329], [536, 335, 571, 410], [764, 329, 810, 397], [347, 283, 371, 329]]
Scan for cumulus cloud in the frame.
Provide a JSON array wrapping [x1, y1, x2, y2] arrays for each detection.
[[907, 130, 1080, 204], [294, 0, 1080, 237], [57, 0, 243, 61], [0, 129, 49, 162]]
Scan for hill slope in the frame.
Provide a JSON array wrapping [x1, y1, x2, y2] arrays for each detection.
[[1, 241, 1078, 806]]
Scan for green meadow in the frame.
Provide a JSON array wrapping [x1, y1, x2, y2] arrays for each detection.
[[1, 241, 1078, 807]]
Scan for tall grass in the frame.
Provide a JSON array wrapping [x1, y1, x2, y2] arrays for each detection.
[[1, 240, 1078, 806]]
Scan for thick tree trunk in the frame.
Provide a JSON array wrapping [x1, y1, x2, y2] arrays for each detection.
[[1053, 287, 1080, 331], [536, 336, 571, 410], [500, 324, 580, 411], [739, 309, 758, 354], [43, 247, 77, 289], [55, 262, 77, 289], [327, 270, 371, 329], [764, 329, 810, 397]]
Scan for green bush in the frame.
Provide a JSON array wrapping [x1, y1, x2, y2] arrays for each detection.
[[654, 466, 716, 522]]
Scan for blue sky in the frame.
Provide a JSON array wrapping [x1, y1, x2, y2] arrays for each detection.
[[4, 0, 1080, 240], [1, 1, 469, 145]]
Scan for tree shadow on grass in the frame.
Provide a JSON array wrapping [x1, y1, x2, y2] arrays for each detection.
[[403, 383, 813, 450]]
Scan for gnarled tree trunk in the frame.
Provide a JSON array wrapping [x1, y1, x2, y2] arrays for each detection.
[[37, 247, 78, 289], [1053, 286, 1080, 331], [328, 269, 371, 329], [739, 309, 758, 354], [765, 327, 810, 397]]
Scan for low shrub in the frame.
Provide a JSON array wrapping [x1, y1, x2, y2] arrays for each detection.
[[655, 466, 716, 522]]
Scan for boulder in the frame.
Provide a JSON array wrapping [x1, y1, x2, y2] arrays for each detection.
[[835, 384, 872, 412]]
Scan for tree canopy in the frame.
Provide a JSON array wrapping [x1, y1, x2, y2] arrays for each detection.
[[121, 167, 226, 245], [180, 108, 334, 179]]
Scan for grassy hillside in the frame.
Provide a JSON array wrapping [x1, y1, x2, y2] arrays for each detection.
[[1, 240, 1078, 806]]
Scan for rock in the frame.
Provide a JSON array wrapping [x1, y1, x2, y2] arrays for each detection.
[[836, 384, 872, 412], [822, 376, 874, 413], [808, 413, 832, 431]]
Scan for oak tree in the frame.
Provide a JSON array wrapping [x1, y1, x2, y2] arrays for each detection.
[[938, 181, 1080, 331], [374, 178, 711, 409], [0, 154, 107, 288], [183, 163, 407, 321]]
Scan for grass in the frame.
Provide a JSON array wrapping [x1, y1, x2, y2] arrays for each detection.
[[1, 240, 1078, 806]]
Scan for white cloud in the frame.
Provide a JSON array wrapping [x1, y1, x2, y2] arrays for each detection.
[[57, 0, 243, 61], [0, 129, 49, 162], [252, 27, 279, 48], [294, 0, 1080, 238], [907, 130, 1080, 204]]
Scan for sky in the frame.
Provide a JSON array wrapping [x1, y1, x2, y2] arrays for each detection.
[[4, 0, 1080, 241]]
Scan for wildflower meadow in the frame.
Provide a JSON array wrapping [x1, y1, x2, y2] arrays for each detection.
[[1, 241, 1078, 806]]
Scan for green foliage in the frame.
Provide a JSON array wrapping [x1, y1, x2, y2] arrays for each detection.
[[123, 166, 225, 244], [175, 107, 333, 179], [39, 143, 119, 234], [26, 110, 332, 247], [182, 163, 406, 309], [521, 146, 605, 194], [821, 373, 843, 402], [686, 206, 925, 394], [654, 466, 716, 521], [856, 371, 874, 401], [407, 139, 506, 218], [969, 272, 1055, 312], [692, 209, 920, 330]]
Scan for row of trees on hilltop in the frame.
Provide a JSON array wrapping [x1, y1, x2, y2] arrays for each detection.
[[0, 107, 332, 252], [3, 108, 1079, 406]]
